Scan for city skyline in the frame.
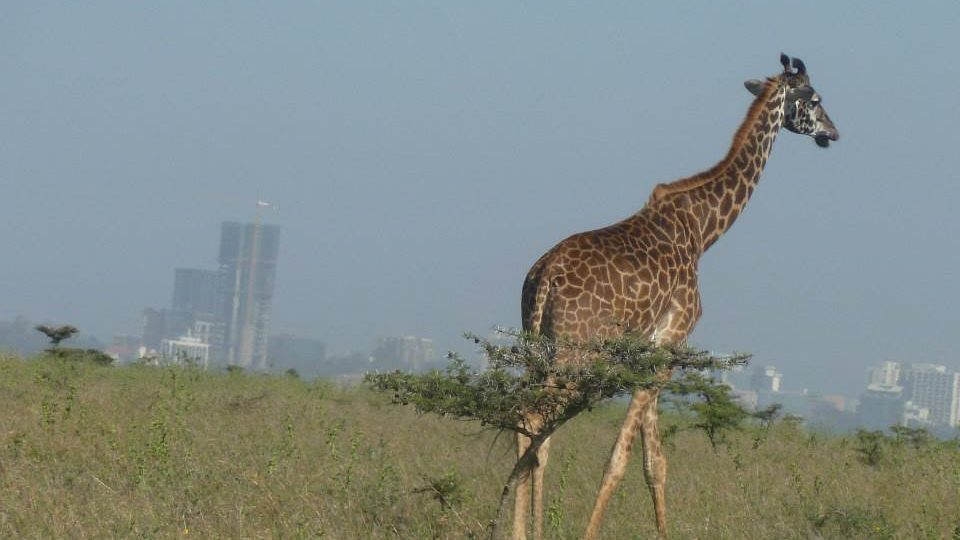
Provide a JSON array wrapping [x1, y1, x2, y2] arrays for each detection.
[[4, 205, 960, 398]]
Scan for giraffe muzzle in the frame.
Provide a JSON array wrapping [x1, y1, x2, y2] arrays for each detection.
[[814, 128, 838, 148]]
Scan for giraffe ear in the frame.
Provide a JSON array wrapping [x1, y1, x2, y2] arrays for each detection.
[[744, 79, 765, 96]]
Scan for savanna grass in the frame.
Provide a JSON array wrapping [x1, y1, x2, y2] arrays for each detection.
[[1, 353, 958, 539]]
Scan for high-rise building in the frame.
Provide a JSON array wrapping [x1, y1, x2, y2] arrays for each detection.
[[217, 221, 280, 369], [901, 364, 960, 428], [172, 268, 219, 316]]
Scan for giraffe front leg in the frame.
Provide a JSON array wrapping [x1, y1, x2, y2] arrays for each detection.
[[640, 391, 669, 537], [583, 389, 652, 540]]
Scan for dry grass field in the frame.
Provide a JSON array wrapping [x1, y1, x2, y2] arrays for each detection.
[[1, 353, 958, 539]]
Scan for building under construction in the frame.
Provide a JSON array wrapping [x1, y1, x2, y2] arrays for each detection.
[[216, 221, 281, 369]]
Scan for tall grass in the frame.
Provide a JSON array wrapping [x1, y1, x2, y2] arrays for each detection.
[[1, 353, 958, 539]]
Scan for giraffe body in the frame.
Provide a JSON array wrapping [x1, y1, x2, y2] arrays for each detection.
[[513, 54, 838, 539], [522, 207, 703, 345]]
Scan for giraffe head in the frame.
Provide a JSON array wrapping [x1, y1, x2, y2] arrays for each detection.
[[745, 54, 839, 148]]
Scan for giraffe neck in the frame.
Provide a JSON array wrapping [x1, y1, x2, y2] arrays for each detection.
[[647, 78, 787, 253]]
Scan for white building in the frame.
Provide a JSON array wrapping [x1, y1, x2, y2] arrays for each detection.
[[901, 364, 960, 428], [160, 333, 210, 369]]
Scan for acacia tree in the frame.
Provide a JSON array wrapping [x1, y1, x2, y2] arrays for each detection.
[[33, 324, 113, 365], [366, 329, 748, 538], [35, 324, 78, 347]]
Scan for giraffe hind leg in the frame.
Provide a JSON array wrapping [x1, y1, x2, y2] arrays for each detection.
[[532, 436, 551, 540], [514, 412, 549, 540]]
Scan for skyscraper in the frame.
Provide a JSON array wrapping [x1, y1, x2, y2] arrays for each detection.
[[172, 268, 219, 316], [217, 221, 280, 369]]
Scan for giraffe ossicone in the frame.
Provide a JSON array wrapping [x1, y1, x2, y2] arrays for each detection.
[[513, 54, 839, 540]]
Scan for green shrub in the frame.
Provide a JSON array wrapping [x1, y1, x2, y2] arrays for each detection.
[[854, 429, 887, 467]]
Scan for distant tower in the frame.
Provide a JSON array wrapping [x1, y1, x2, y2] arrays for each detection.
[[217, 204, 280, 369]]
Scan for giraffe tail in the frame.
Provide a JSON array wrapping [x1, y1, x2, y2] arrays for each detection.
[[521, 253, 554, 336]]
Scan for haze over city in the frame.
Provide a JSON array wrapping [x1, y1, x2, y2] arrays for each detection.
[[3, 3, 959, 397]]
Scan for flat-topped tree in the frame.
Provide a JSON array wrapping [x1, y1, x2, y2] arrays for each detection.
[[35, 324, 79, 347]]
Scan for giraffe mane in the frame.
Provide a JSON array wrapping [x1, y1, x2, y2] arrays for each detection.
[[647, 76, 781, 204]]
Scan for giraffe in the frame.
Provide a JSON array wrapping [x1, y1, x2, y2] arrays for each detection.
[[513, 54, 839, 539]]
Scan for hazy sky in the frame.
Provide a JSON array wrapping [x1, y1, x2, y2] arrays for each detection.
[[3, 2, 959, 395]]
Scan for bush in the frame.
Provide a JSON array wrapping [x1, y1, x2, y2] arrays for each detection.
[[854, 429, 887, 467], [45, 347, 113, 366]]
